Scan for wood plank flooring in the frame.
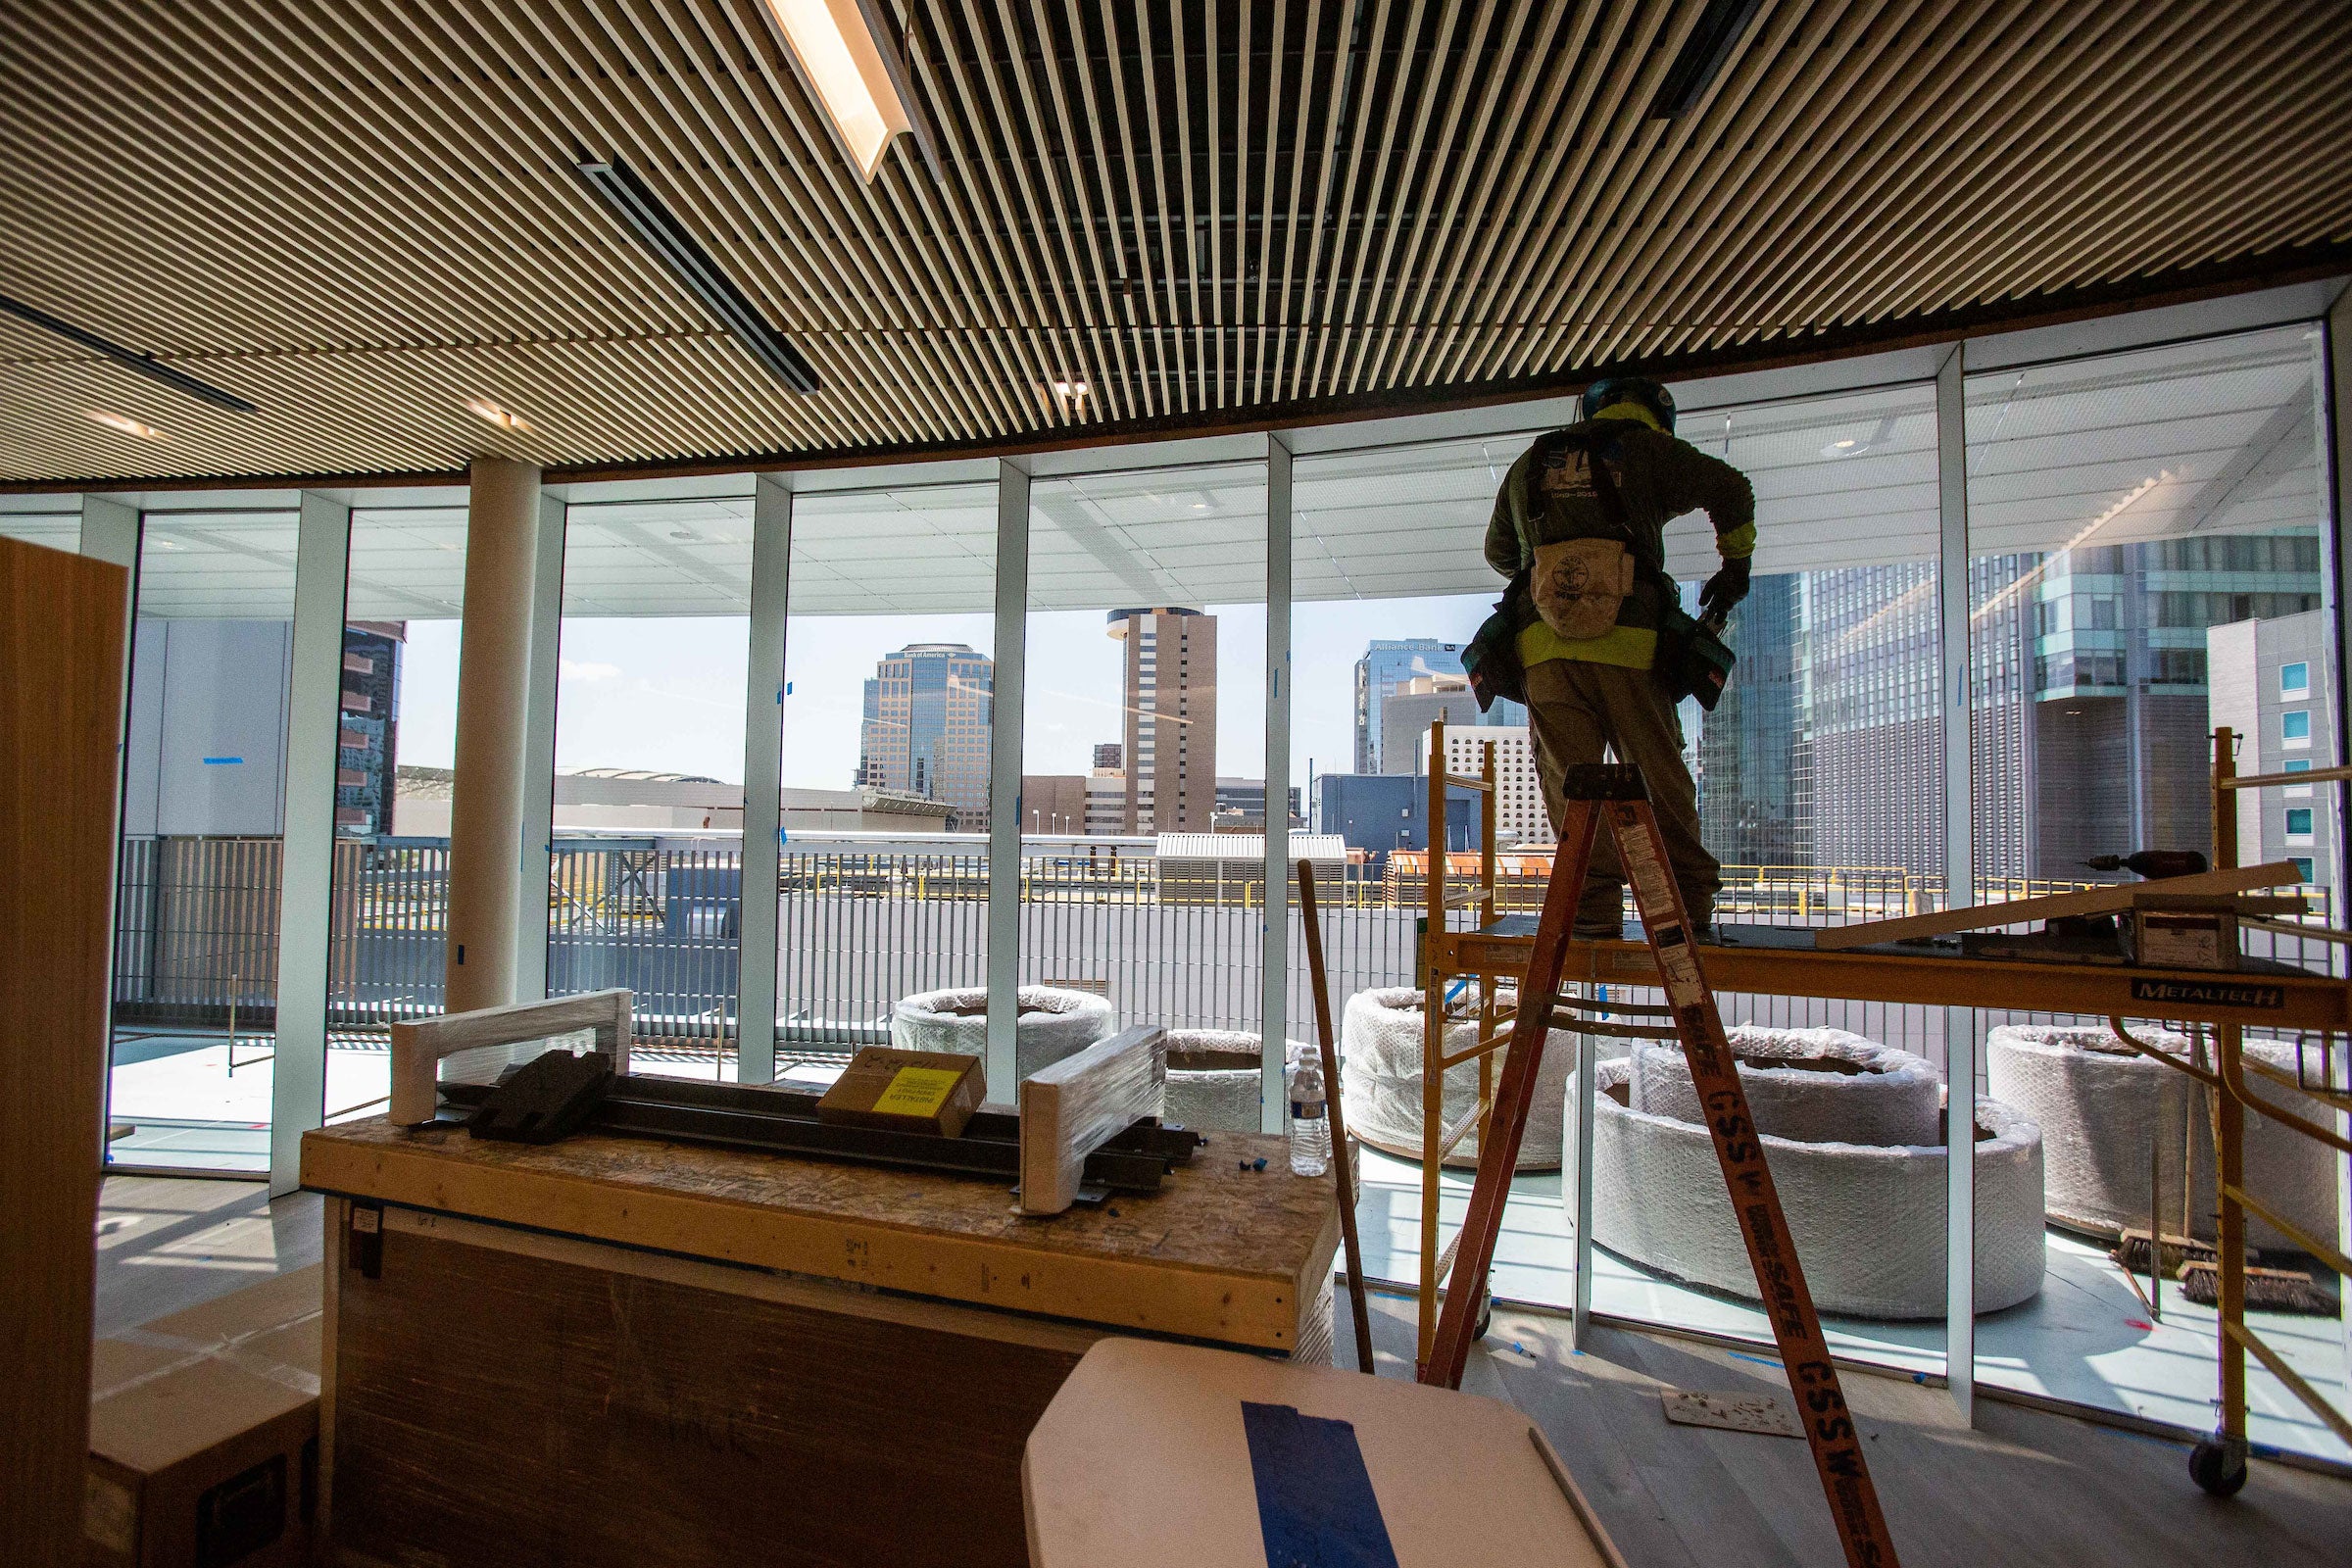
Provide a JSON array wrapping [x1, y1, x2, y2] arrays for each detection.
[[1341, 1290, 2352, 1567], [95, 1177, 2352, 1565], [94, 1176, 320, 1337]]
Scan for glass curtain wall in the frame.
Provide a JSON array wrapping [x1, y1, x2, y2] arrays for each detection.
[[1020, 462, 1268, 1058], [776, 478, 996, 1062], [320, 496, 468, 1124], [0, 495, 83, 550], [1966, 323, 2347, 1461], [1294, 387, 1951, 1369], [548, 488, 754, 1081], [105, 499, 302, 1171]]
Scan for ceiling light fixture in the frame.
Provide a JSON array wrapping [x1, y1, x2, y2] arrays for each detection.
[[3, 291, 260, 414], [575, 155, 822, 395], [464, 397, 531, 432], [756, 0, 935, 181], [1648, 0, 1766, 120], [85, 409, 166, 440]]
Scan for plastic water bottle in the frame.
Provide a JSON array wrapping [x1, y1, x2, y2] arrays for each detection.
[[1290, 1054, 1331, 1177]]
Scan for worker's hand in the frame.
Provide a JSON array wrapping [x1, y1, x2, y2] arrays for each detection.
[[1699, 556, 1750, 622]]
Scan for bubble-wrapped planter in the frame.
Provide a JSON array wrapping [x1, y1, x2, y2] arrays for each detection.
[[1567, 1029, 2046, 1319], [889, 986, 1114, 1085], [1985, 1023, 2339, 1251], [1341, 986, 1575, 1170], [1158, 1030, 1307, 1133]]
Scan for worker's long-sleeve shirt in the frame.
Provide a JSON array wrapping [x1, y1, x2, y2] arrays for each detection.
[[1484, 416, 1756, 670]]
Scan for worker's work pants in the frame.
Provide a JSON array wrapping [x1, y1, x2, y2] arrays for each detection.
[[1524, 658, 1720, 934]]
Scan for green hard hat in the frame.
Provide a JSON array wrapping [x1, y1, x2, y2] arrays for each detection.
[[1580, 376, 1676, 433]]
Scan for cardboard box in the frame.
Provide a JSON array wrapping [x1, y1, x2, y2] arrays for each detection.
[[86, 1265, 322, 1568], [815, 1047, 985, 1137]]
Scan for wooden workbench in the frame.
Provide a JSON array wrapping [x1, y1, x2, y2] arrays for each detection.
[[302, 1117, 1336, 1568]]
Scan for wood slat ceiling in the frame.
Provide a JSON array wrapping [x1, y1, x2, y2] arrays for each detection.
[[2, 0, 2348, 488]]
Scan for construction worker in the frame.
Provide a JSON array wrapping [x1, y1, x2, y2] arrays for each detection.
[[1483, 375, 1754, 939]]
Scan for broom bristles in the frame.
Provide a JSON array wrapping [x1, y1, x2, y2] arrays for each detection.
[[2178, 1260, 2335, 1316]]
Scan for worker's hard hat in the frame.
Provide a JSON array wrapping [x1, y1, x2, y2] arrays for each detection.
[[1579, 376, 1677, 433]]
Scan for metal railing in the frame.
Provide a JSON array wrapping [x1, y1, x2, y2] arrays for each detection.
[[107, 833, 2337, 1062]]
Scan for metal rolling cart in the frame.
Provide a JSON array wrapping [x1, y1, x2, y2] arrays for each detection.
[[2099, 726, 2352, 1494], [1405, 720, 2352, 1489]]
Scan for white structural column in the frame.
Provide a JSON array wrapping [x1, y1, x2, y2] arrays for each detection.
[[512, 486, 566, 1004], [446, 458, 546, 1016], [1262, 435, 1295, 1133], [738, 473, 794, 1085], [268, 490, 353, 1195], [1936, 345, 1977, 1418], [984, 459, 1033, 1096]]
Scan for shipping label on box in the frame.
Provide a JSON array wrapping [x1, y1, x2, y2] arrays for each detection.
[[816, 1047, 986, 1137]]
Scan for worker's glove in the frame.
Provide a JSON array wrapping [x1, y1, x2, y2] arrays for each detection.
[[1698, 556, 1751, 623]]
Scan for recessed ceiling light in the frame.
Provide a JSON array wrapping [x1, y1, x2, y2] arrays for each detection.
[[86, 409, 166, 440], [1821, 437, 1863, 458], [464, 397, 530, 432], [669, 527, 703, 542], [757, 0, 933, 181]]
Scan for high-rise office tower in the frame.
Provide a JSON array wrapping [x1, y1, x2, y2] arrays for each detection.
[[1106, 607, 1215, 833], [1696, 576, 1811, 869], [858, 643, 995, 830], [1353, 638, 1527, 773]]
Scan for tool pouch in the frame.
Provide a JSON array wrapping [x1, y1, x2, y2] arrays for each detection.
[[1464, 572, 1530, 711], [1530, 536, 1637, 640]]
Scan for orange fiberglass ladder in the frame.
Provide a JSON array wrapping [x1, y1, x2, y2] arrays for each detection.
[[1419, 760, 1903, 1568]]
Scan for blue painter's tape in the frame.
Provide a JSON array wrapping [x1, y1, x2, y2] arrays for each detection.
[[1241, 1400, 1399, 1568], [200, 757, 245, 765]]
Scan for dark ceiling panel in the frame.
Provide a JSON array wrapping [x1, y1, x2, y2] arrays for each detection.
[[0, 0, 2347, 485]]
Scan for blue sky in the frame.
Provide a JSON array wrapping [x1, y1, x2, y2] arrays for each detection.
[[395, 591, 1497, 791]]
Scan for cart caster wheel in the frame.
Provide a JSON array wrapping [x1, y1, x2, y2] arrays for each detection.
[[2189, 1438, 2248, 1497], [1475, 1298, 1494, 1342]]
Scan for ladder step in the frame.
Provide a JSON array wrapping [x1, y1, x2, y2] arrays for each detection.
[[1434, 1104, 1484, 1159], [1432, 1226, 1463, 1286], [1442, 773, 1494, 793]]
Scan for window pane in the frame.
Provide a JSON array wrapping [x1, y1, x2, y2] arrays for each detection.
[[1967, 321, 2343, 1461], [778, 476, 996, 1057], [326, 495, 468, 1123], [548, 488, 755, 1082], [1295, 384, 1949, 1378], [1023, 463, 1267, 1048], [0, 496, 82, 552], [108, 500, 302, 1171]]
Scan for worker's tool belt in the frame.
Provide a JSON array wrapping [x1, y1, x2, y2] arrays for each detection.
[[1530, 536, 1637, 640]]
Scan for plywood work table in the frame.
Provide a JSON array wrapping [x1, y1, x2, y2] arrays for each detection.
[[301, 1115, 1337, 1568]]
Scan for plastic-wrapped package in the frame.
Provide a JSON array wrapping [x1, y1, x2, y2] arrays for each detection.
[[1985, 1023, 2338, 1250], [1566, 1028, 2048, 1320], [1631, 1026, 1942, 1148], [1339, 985, 1577, 1170], [889, 986, 1114, 1085], [1019, 1028, 1167, 1214], [1159, 1029, 1301, 1133]]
